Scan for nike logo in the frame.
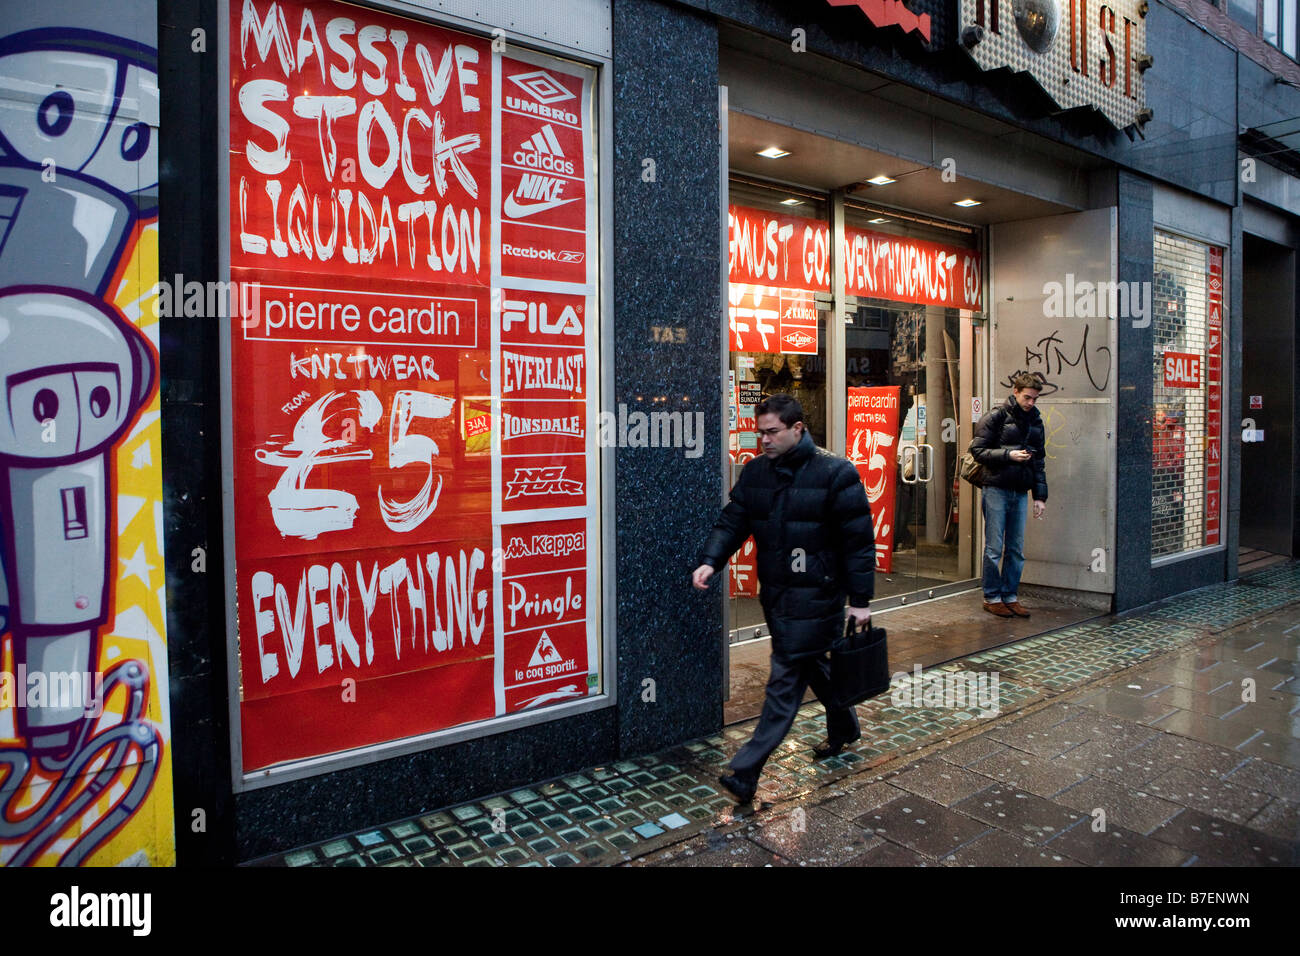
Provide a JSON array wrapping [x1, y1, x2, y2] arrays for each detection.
[[504, 194, 579, 219]]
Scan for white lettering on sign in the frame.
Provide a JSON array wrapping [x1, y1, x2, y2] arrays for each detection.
[[1163, 351, 1201, 388]]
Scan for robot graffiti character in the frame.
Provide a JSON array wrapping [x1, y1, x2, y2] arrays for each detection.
[[0, 25, 163, 866]]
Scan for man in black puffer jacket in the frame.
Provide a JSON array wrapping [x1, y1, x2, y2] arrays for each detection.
[[969, 372, 1049, 619], [692, 394, 875, 804]]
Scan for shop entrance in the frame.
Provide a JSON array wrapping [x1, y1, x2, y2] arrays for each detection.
[[1241, 233, 1297, 560]]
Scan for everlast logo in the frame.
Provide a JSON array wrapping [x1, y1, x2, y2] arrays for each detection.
[[958, 0, 1150, 130]]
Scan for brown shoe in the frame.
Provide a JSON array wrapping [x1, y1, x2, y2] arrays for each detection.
[[983, 601, 1014, 617], [1004, 601, 1031, 618]]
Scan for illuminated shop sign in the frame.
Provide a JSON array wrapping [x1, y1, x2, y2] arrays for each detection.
[[957, 0, 1150, 129], [826, 0, 933, 43]]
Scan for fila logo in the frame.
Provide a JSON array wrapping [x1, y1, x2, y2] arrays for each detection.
[[504, 172, 578, 219], [505, 465, 584, 500], [513, 125, 575, 175], [509, 70, 576, 105], [501, 298, 583, 336]]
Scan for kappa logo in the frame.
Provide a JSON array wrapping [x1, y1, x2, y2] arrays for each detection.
[[783, 330, 815, 349], [528, 631, 564, 667], [509, 70, 576, 105], [505, 465, 584, 500], [513, 124, 575, 175]]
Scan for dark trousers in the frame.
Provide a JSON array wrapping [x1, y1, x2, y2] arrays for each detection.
[[729, 652, 860, 782]]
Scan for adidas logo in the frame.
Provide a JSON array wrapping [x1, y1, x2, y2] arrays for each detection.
[[512, 125, 575, 175]]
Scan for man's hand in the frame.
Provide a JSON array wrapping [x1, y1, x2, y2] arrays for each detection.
[[692, 564, 715, 590], [1033, 500, 1046, 519], [847, 605, 871, 626], [1009, 449, 1032, 462]]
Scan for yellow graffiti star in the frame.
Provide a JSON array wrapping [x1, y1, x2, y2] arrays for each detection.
[[119, 543, 156, 588]]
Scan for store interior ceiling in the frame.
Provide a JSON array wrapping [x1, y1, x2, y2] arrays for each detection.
[[729, 112, 1077, 225], [722, 26, 1105, 226]]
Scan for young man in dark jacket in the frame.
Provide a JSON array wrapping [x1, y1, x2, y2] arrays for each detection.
[[969, 373, 1049, 618], [692, 394, 875, 804]]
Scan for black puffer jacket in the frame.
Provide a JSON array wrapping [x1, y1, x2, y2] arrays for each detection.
[[698, 431, 875, 659], [970, 396, 1049, 500]]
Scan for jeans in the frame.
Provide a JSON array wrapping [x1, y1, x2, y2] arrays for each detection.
[[982, 485, 1028, 602]]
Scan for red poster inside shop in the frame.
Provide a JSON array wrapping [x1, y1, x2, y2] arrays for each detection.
[[499, 60, 589, 286], [499, 518, 590, 712], [1205, 247, 1223, 545], [846, 387, 902, 573], [227, 0, 597, 770]]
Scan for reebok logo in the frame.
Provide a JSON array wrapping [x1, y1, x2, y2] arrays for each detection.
[[513, 125, 575, 175]]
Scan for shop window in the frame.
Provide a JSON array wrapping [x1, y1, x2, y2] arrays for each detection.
[[224, 0, 604, 781], [1152, 232, 1225, 558]]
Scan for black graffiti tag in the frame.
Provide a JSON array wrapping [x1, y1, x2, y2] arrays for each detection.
[[1001, 324, 1111, 395]]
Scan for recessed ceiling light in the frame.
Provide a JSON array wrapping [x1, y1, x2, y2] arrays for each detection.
[[781, 198, 805, 206], [868, 217, 890, 224], [757, 146, 790, 159], [953, 198, 983, 207], [867, 175, 896, 185]]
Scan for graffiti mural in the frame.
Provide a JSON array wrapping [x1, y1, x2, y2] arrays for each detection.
[[0, 14, 173, 865]]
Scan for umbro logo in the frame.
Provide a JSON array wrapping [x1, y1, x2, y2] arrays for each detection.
[[509, 70, 576, 104]]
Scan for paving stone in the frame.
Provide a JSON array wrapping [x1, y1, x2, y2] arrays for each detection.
[[1222, 757, 1300, 800], [817, 781, 908, 822], [986, 721, 1093, 759], [1130, 734, 1249, 777], [1143, 767, 1273, 823], [1057, 712, 1166, 752], [1150, 709, 1266, 750], [841, 840, 934, 866], [1235, 732, 1300, 768], [1051, 740, 1169, 787], [1052, 777, 1184, 835], [855, 795, 993, 859], [1077, 691, 1182, 725], [1148, 809, 1297, 865], [746, 807, 879, 865], [888, 760, 998, 807], [967, 748, 1090, 798], [1147, 685, 1251, 718], [941, 830, 1082, 867], [953, 784, 1088, 845], [627, 832, 795, 867], [1243, 798, 1300, 842], [937, 736, 1013, 767], [1046, 822, 1194, 866]]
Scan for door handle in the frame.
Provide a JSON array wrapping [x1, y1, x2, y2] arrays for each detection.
[[902, 446, 918, 484], [918, 443, 934, 482]]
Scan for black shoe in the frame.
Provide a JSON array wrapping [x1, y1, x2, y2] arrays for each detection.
[[718, 773, 758, 804], [813, 732, 862, 759]]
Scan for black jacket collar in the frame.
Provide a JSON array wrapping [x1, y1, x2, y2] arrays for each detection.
[[773, 428, 816, 475]]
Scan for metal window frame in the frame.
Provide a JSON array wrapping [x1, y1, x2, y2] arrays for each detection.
[[218, 0, 616, 792]]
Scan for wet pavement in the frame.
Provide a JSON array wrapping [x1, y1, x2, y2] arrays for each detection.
[[252, 562, 1300, 867]]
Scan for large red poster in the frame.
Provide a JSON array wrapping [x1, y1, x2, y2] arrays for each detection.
[[847, 387, 901, 572], [228, 0, 598, 772]]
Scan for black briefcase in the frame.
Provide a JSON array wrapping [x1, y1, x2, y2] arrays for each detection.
[[830, 617, 890, 710]]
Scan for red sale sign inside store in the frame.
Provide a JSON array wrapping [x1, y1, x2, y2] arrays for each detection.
[[846, 387, 901, 572], [228, 0, 598, 772]]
